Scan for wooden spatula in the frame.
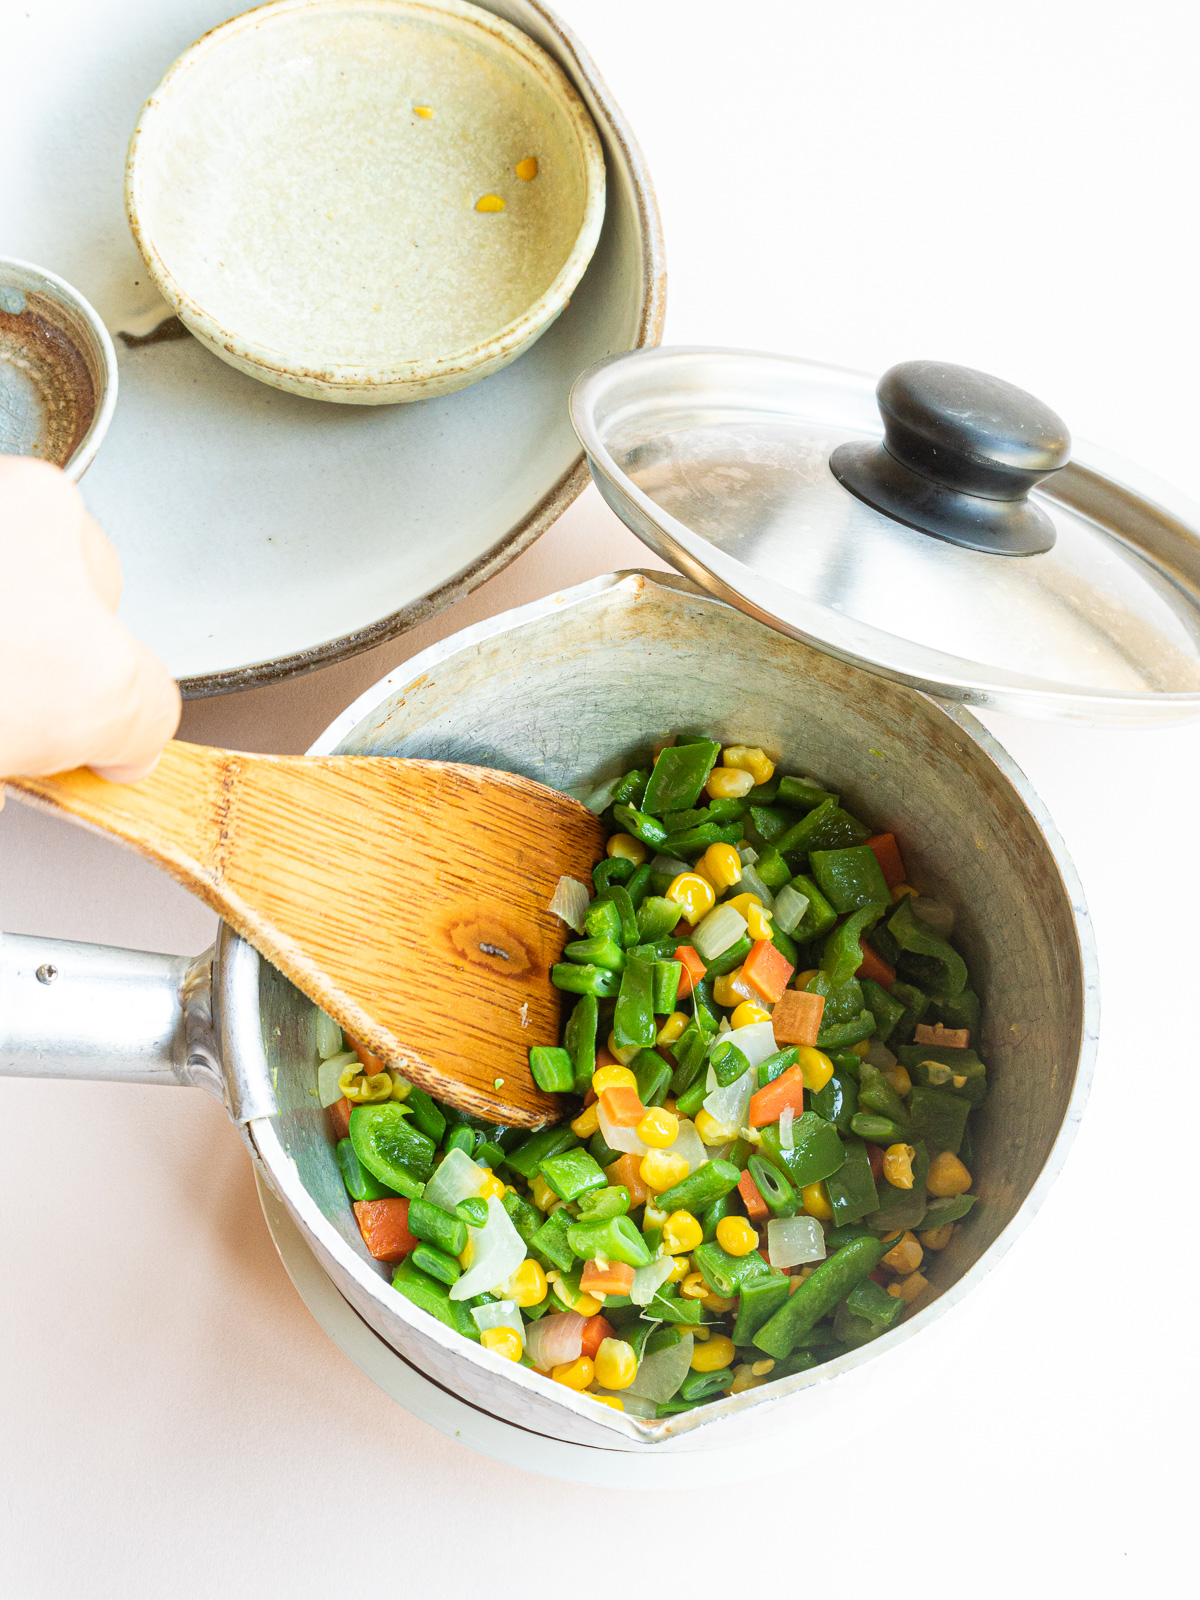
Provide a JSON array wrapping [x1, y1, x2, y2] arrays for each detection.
[[6, 740, 607, 1127]]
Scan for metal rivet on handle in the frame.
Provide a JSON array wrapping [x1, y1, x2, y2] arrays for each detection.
[[35, 964, 58, 984]]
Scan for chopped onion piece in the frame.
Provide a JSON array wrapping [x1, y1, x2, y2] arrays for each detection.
[[598, 1101, 649, 1156], [779, 1105, 795, 1150], [584, 776, 621, 814], [315, 1009, 344, 1061], [703, 1066, 756, 1140], [627, 1333, 695, 1403], [471, 1298, 524, 1348], [422, 1146, 490, 1211], [671, 1119, 709, 1174], [593, 1388, 657, 1418], [651, 853, 691, 879], [727, 1020, 779, 1069], [913, 898, 955, 938], [737, 844, 759, 865], [767, 1215, 827, 1269], [317, 1051, 358, 1107], [864, 1039, 898, 1072], [630, 1256, 676, 1305], [450, 1197, 526, 1300], [526, 1311, 587, 1371], [738, 864, 775, 909], [772, 883, 810, 935], [692, 904, 748, 963], [548, 875, 591, 933]]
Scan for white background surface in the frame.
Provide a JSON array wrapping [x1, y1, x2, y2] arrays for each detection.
[[2, 0, 1197, 1593]]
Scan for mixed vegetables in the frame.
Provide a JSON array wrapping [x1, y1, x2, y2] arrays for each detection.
[[317, 736, 983, 1419]]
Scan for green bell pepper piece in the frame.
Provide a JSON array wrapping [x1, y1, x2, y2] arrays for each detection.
[[563, 935, 626, 973], [565, 993, 599, 1094], [349, 1103, 435, 1197], [336, 1137, 398, 1202], [566, 1214, 653, 1268], [820, 904, 887, 986], [929, 988, 982, 1036], [402, 1088, 446, 1146], [551, 962, 620, 998], [833, 1277, 905, 1346], [759, 1112, 846, 1189], [747, 805, 793, 844], [600, 884, 640, 947], [788, 874, 838, 940], [899, 1045, 987, 1105], [654, 960, 682, 1015], [732, 1272, 791, 1345], [809, 846, 890, 913], [920, 1193, 977, 1228], [664, 821, 744, 856], [391, 1259, 478, 1339], [807, 971, 866, 1025], [539, 1146, 607, 1202], [408, 1197, 468, 1257], [887, 979, 931, 1046], [593, 857, 635, 894], [643, 741, 721, 815], [500, 1190, 542, 1249], [906, 1085, 971, 1155], [809, 1070, 858, 1132], [614, 955, 656, 1050], [637, 895, 683, 942], [693, 1240, 771, 1298], [861, 977, 906, 1044], [776, 799, 871, 857], [857, 1061, 910, 1125], [528, 1045, 574, 1094], [504, 1126, 580, 1180], [612, 768, 650, 807], [777, 776, 838, 811], [866, 1141, 931, 1231], [753, 847, 793, 889], [888, 896, 968, 1000], [577, 1185, 631, 1222], [632, 1047, 672, 1108], [823, 1135, 879, 1225], [753, 1234, 887, 1358], [656, 1158, 741, 1214], [530, 1206, 580, 1272], [612, 803, 669, 850]]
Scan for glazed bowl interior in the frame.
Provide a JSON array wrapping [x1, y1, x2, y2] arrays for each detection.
[[250, 571, 1093, 1448]]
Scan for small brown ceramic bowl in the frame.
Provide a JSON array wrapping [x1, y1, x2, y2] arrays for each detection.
[[0, 258, 118, 479]]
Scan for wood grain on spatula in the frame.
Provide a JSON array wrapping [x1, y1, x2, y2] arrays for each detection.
[[7, 741, 606, 1126]]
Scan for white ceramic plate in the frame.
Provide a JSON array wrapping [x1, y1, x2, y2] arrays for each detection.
[[3, 0, 663, 693]]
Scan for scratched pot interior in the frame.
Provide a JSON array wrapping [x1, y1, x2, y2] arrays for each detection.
[[255, 573, 1086, 1442]]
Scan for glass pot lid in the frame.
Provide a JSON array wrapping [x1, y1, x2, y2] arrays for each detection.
[[569, 347, 1200, 725]]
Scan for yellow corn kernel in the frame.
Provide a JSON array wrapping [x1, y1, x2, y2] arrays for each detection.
[[642, 1197, 670, 1231], [927, 1151, 972, 1197], [679, 1270, 709, 1299], [637, 1106, 680, 1149], [690, 1324, 711, 1342], [801, 1180, 834, 1221], [690, 1332, 736, 1372], [530, 1173, 559, 1212], [570, 1102, 600, 1139], [388, 1071, 413, 1101], [887, 1270, 929, 1305], [657, 1011, 689, 1046], [728, 1363, 770, 1395], [515, 155, 539, 180], [884, 1143, 916, 1190], [337, 1065, 392, 1103], [607, 832, 648, 864], [662, 1208, 703, 1254], [891, 881, 919, 902], [593, 1336, 637, 1389], [475, 194, 505, 212], [605, 1032, 640, 1067], [849, 1039, 871, 1059], [666, 872, 717, 923], [716, 1216, 759, 1257], [722, 745, 776, 787], [480, 1326, 523, 1361], [508, 1259, 548, 1308], [725, 892, 764, 921], [699, 842, 742, 892], [459, 1235, 475, 1270], [882, 1230, 924, 1275], [554, 1279, 603, 1316], [701, 1291, 738, 1314], [731, 1000, 771, 1030], [751, 1358, 776, 1377], [551, 1356, 595, 1390], [590, 1394, 624, 1412], [885, 1064, 912, 1096], [796, 1046, 835, 1093], [920, 1223, 955, 1251], [477, 1169, 507, 1201], [706, 767, 755, 800], [640, 1149, 690, 1192], [665, 1253, 691, 1283], [794, 968, 819, 988], [593, 1063, 637, 1093], [414, 105, 434, 117], [694, 1108, 733, 1145], [713, 967, 756, 1009], [745, 903, 774, 941]]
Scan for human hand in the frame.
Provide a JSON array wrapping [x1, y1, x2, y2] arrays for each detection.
[[0, 457, 181, 801]]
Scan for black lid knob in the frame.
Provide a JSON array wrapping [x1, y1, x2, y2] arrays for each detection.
[[829, 361, 1071, 555]]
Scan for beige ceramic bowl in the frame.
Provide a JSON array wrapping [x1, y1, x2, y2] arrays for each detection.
[[124, 0, 607, 403]]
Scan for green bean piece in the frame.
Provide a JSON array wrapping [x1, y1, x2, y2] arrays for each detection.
[[576, 1185, 630, 1222], [748, 1152, 797, 1217], [678, 1367, 734, 1403], [710, 1037, 751, 1089], [563, 935, 627, 973], [656, 1158, 741, 1215], [349, 1104, 435, 1197], [701, 1192, 736, 1241], [612, 768, 650, 807], [887, 896, 968, 1000], [824, 1136, 879, 1225], [776, 776, 838, 812], [753, 1234, 887, 1358], [585, 897, 623, 942], [411, 1242, 462, 1287], [529, 1207, 579, 1273], [637, 895, 683, 943], [642, 741, 721, 815], [528, 1045, 575, 1094], [756, 1047, 800, 1089], [408, 1197, 468, 1257], [589, 1129, 623, 1168], [336, 1137, 398, 1202], [850, 1113, 908, 1143], [391, 1260, 478, 1339], [539, 1147, 607, 1203], [632, 1047, 671, 1108], [906, 1085, 971, 1155], [551, 962, 621, 997], [693, 1241, 770, 1298], [703, 933, 753, 980], [758, 1112, 846, 1189], [593, 856, 635, 895], [600, 885, 641, 948], [565, 992, 599, 1094], [490, 1192, 525, 1232], [566, 1214, 653, 1268], [732, 1273, 791, 1345], [504, 1126, 580, 1180], [833, 1278, 905, 1347], [626, 864, 655, 909], [771, 923, 799, 969], [817, 1010, 877, 1050], [445, 1126, 476, 1158], [614, 955, 657, 1051], [653, 960, 682, 1015]]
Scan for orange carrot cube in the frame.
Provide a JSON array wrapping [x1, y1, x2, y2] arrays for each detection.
[[581, 1259, 636, 1298], [769, 988, 825, 1046], [353, 1198, 418, 1262], [605, 1153, 650, 1207], [737, 1168, 769, 1221], [858, 942, 896, 989], [599, 1085, 646, 1127], [742, 939, 794, 1004], [865, 833, 907, 890]]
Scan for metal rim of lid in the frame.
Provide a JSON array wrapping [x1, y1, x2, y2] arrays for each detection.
[[569, 345, 1200, 726]]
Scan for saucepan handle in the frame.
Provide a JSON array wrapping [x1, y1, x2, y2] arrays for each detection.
[[0, 931, 225, 1102]]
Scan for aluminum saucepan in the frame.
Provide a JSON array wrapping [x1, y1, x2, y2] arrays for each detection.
[[0, 570, 1098, 1452]]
